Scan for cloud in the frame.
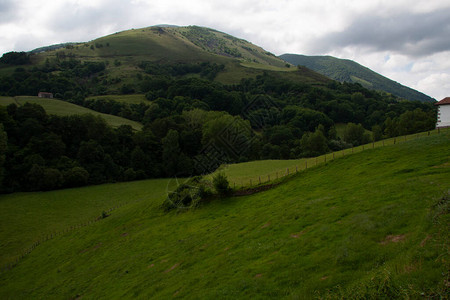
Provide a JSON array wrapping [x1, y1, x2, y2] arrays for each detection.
[[310, 6, 450, 57], [0, 0, 20, 23]]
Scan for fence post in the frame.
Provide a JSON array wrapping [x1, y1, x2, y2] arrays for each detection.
[[394, 138, 396, 144], [259, 176, 261, 184]]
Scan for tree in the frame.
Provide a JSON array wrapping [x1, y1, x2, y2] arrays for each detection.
[[372, 125, 383, 141], [343, 123, 370, 146], [0, 124, 7, 189], [397, 108, 435, 135], [300, 128, 329, 157], [0, 52, 31, 65], [26, 164, 63, 191], [162, 129, 191, 176], [63, 167, 89, 187]]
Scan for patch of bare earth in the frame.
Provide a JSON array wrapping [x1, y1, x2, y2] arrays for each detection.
[[380, 234, 406, 245], [432, 161, 450, 168], [420, 234, 431, 247], [164, 263, 180, 273], [261, 222, 271, 229], [291, 230, 306, 238], [80, 243, 102, 254]]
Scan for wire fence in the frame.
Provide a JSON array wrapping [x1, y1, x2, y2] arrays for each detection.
[[230, 128, 449, 189], [1, 128, 448, 274], [0, 197, 145, 274]]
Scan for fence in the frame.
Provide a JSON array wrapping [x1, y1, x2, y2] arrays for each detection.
[[229, 128, 449, 189], [1, 128, 448, 274], [0, 197, 145, 274]]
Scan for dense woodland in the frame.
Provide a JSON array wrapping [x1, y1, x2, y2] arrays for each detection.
[[0, 52, 436, 192]]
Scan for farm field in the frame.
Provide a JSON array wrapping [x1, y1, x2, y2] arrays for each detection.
[[0, 131, 448, 298], [212, 129, 444, 187], [0, 96, 143, 130]]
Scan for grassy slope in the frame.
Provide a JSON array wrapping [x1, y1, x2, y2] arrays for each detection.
[[213, 130, 440, 187], [0, 96, 143, 130], [0, 131, 448, 298], [279, 54, 434, 103], [25, 26, 328, 87]]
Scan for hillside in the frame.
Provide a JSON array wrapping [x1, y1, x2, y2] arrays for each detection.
[[279, 54, 435, 103], [0, 131, 448, 298], [0, 96, 143, 130], [28, 26, 306, 88]]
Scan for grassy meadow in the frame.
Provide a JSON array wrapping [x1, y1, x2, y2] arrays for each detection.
[[212, 129, 444, 187], [0, 130, 448, 298], [0, 96, 143, 130]]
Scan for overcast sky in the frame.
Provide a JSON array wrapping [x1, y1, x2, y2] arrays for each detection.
[[1, 0, 449, 100]]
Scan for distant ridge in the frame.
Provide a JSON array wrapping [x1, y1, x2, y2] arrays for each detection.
[[30, 42, 82, 54], [279, 54, 435, 103]]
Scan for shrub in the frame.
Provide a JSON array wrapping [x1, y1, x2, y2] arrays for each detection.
[[212, 172, 231, 196], [162, 176, 212, 211]]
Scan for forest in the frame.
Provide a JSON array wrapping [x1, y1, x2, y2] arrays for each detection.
[[0, 54, 436, 192]]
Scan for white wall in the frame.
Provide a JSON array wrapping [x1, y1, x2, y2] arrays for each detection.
[[437, 105, 450, 128]]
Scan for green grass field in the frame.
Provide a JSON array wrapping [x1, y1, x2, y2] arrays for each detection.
[[212, 130, 444, 188], [0, 96, 143, 130], [0, 130, 448, 298]]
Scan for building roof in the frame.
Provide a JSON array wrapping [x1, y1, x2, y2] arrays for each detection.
[[435, 97, 450, 106]]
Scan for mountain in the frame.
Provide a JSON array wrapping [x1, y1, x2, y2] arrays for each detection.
[[0, 25, 334, 97], [25, 26, 324, 88], [279, 54, 435, 103]]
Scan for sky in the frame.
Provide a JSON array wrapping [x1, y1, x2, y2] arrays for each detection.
[[1, 0, 449, 100]]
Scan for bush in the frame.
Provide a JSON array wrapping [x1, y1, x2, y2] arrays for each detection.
[[162, 176, 212, 211], [212, 172, 231, 196]]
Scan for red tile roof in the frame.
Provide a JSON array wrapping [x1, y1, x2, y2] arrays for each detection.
[[435, 97, 450, 105]]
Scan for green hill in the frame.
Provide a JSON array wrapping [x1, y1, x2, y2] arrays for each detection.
[[279, 54, 435, 103], [28, 26, 308, 87], [0, 131, 448, 298], [0, 96, 143, 130]]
